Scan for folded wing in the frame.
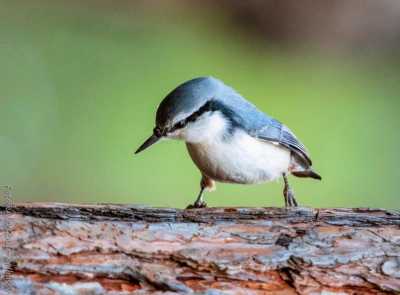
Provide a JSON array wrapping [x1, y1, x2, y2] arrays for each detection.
[[249, 118, 312, 168]]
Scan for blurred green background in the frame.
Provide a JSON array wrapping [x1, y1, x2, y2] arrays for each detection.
[[1, 0, 399, 208]]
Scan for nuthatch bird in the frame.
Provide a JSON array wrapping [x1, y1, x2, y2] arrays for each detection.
[[135, 77, 321, 208]]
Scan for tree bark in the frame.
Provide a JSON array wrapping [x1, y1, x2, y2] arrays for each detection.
[[0, 203, 399, 294]]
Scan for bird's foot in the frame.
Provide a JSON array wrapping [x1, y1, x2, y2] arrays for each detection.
[[284, 187, 298, 208], [186, 200, 207, 209]]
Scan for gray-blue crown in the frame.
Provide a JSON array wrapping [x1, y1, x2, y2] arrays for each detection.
[[156, 77, 223, 128]]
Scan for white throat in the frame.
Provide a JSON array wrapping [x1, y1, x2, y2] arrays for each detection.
[[168, 111, 228, 143]]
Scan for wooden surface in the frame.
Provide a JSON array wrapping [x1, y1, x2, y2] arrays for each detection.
[[0, 203, 399, 294]]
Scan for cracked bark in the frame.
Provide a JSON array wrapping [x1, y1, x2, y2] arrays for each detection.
[[0, 203, 399, 294]]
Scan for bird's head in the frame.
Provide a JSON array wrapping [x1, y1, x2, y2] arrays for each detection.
[[135, 76, 228, 154]]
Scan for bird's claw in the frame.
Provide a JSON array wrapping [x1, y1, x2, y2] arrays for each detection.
[[186, 201, 207, 209]]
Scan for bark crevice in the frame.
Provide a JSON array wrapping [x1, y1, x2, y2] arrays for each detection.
[[0, 203, 399, 294]]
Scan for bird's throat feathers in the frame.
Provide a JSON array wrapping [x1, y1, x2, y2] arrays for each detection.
[[167, 111, 229, 143]]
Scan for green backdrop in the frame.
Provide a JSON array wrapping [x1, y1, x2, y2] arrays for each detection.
[[1, 1, 399, 208]]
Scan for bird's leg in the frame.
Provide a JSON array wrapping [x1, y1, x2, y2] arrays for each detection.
[[283, 173, 298, 208], [186, 176, 215, 209]]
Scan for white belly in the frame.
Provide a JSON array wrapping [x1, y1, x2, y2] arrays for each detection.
[[186, 130, 291, 184]]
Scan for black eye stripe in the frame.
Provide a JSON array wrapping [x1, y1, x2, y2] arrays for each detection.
[[170, 100, 215, 131]]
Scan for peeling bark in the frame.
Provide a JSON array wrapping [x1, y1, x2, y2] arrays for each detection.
[[0, 203, 399, 294]]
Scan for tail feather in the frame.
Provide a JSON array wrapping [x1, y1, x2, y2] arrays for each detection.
[[292, 168, 322, 180]]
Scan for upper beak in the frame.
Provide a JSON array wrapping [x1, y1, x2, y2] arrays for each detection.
[[134, 133, 161, 154]]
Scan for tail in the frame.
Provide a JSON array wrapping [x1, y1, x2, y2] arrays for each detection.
[[292, 168, 322, 180]]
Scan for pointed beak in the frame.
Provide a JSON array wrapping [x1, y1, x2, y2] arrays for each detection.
[[134, 133, 161, 155]]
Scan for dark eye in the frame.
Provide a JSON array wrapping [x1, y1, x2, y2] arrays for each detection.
[[153, 127, 162, 137]]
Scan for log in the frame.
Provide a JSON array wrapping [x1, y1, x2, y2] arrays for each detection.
[[0, 203, 399, 294]]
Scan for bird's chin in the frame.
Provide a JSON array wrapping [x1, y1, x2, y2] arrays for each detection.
[[166, 130, 185, 140]]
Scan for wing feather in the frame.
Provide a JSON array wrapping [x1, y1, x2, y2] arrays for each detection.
[[213, 89, 312, 167], [250, 119, 312, 167]]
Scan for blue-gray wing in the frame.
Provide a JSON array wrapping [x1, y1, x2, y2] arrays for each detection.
[[214, 85, 312, 166], [249, 118, 312, 167]]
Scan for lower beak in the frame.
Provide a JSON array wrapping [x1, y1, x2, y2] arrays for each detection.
[[135, 134, 161, 154]]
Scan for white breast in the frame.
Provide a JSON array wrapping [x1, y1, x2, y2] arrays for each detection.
[[183, 112, 291, 184]]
